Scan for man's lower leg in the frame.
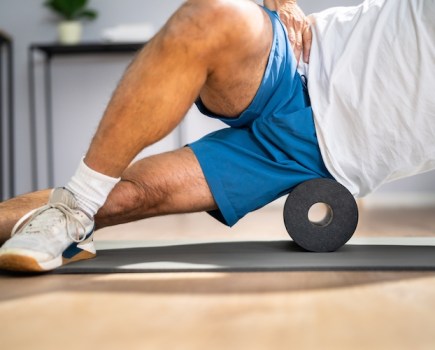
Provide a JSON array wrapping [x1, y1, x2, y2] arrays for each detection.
[[0, 190, 50, 243], [0, 148, 216, 244]]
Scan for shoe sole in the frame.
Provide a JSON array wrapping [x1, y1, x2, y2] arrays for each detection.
[[0, 250, 96, 272], [0, 254, 46, 272], [0, 231, 96, 273]]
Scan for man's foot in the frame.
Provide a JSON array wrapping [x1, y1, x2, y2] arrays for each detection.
[[0, 188, 96, 272]]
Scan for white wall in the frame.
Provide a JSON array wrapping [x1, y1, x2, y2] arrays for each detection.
[[0, 0, 434, 200]]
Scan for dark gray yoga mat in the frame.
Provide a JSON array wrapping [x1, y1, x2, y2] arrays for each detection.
[[55, 238, 435, 274]]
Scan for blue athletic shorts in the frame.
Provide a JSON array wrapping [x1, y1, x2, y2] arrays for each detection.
[[189, 6, 333, 227]]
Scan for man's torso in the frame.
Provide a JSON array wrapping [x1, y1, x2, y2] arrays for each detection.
[[303, 0, 435, 196]]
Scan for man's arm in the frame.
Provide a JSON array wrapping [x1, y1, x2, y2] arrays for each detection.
[[263, 0, 312, 63]]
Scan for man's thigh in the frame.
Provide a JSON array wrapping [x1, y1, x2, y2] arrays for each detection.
[[198, 1, 273, 118]]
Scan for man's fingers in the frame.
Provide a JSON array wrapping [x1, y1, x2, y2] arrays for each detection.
[[287, 20, 303, 63], [288, 26, 296, 47], [294, 30, 303, 63], [302, 25, 312, 63], [290, 13, 303, 30], [275, 3, 311, 64]]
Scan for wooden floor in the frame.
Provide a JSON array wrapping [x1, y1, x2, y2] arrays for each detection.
[[1, 205, 435, 350]]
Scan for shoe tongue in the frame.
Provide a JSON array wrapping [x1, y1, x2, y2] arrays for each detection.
[[49, 188, 78, 209]]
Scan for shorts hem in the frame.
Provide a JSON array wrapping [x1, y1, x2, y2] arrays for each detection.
[[188, 144, 239, 227]]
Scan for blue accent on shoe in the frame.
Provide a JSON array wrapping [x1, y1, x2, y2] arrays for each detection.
[[62, 228, 94, 260]]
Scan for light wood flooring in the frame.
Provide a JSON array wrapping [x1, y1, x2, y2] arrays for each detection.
[[1, 205, 435, 350]]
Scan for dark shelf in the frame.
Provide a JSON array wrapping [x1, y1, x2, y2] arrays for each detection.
[[30, 41, 146, 56]]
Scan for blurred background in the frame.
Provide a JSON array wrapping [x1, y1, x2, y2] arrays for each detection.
[[0, 0, 434, 206]]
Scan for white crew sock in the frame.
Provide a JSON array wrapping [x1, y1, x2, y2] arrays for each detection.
[[66, 158, 120, 217]]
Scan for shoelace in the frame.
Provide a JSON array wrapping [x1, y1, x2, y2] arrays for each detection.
[[11, 203, 88, 243]]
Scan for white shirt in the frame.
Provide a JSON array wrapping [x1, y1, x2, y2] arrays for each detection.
[[302, 0, 435, 197]]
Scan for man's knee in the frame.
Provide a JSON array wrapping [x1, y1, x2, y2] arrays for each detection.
[[162, 0, 267, 57], [183, 0, 260, 28]]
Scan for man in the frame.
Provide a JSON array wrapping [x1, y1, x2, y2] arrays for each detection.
[[0, 0, 434, 272]]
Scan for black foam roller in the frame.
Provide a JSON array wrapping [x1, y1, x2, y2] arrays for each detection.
[[283, 179, 359, 252]]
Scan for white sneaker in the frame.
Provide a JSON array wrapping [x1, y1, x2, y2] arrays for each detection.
[[0, 188, 96, 272]]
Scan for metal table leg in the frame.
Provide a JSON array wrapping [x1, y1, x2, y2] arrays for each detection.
[[0, 37, 14, 200], [7, 40, 14, 197], [28, 47, 38, 190], [44, 54, 54, 188], [28, 48, 54, 190], [0, 42, 4, 200]]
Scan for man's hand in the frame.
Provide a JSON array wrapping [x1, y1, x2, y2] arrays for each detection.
[[264, 0, 312, 63]]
